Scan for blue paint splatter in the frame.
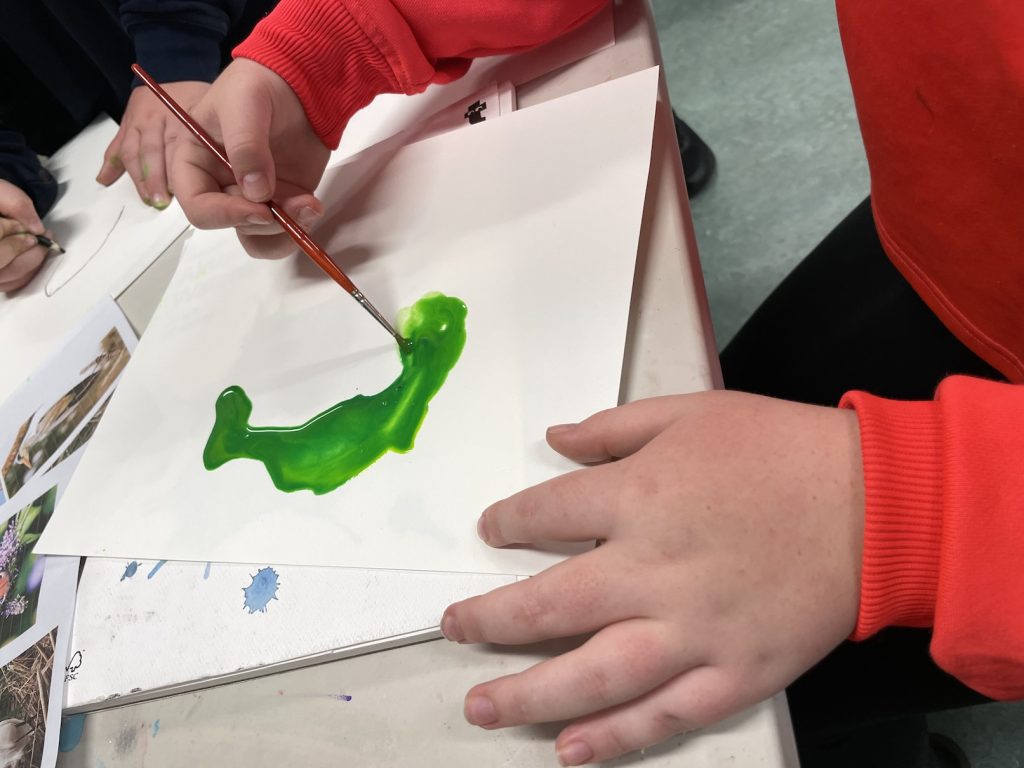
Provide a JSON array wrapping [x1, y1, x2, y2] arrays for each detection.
[[242, 567, 280, 614], [152, 720, 160, 737], [146, 560, 167, 579], [203, 562, 211, 579], [120, 561, 140, 581], [59, 713, 87, 752]]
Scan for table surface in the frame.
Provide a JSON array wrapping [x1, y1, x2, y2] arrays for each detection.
[[58, 2, 799, 765]]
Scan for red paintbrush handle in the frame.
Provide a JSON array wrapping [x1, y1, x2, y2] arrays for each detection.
[[131, 63, 357, 295]]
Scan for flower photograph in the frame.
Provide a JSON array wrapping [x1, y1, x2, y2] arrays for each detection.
[[0, 487, 56, 650]]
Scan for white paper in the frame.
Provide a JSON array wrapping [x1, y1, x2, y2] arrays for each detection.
[[66, 558, 516, 711], [38, 68, 660, 575], [0, 456, 83, 768], [0, 298, 137, 504], [0, 117, 189, 402], [336, 4, 613, 160]]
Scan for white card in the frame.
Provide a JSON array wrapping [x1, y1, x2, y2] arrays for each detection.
[[37, 68, 660, 576]]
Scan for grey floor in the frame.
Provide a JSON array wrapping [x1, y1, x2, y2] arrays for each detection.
[[649, 0, 1024, 765]]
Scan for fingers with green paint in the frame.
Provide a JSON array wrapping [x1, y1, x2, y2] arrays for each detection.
[[98, 81, 211, 208]]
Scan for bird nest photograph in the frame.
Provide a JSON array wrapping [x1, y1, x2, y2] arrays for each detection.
[[0, 628, 55, 768]]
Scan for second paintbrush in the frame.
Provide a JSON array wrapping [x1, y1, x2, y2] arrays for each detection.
[[130, 63, 408, 348]]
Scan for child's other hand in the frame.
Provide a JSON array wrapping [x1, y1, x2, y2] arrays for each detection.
[[172, 58, 330, 259], [442, 391, 865, 765], [0, 181, 49, 292], [98, 81, 211, 209]]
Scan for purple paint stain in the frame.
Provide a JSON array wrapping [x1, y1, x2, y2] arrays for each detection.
[[242, 567, 280, 614], [120, 561, 140, 581], [146, 560, 167, 579]]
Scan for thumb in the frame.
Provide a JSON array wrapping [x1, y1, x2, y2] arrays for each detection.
[[546, 395, 697, 464], [218, 86, 276, 203]]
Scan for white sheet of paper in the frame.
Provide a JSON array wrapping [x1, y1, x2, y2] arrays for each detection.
[[37, 67, 660, 575], [66, 558, 516, 711], [0, 455, 83, 768], [336, 4, 613, 161], [0, 117, 189, 401]]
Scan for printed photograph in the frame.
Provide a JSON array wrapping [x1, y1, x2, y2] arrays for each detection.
[[0, 487, 57, 650], [0, 628, 55, 768], [50, 394, 111, 470], [2, 327, 129, 497]]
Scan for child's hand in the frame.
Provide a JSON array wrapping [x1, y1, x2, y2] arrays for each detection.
[[172, 58, 330, 259], [442, 391, 865, 765], [98, 81, 211, 209], [0, 181, 49, 293]]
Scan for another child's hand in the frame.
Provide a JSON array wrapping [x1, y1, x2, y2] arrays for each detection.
[[98, 81, 211, 209], [172, 58, 330, 259], [442, 391, 865, 765], [0, 180, 49, 292]]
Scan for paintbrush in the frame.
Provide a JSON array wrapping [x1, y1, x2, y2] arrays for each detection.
[[130, 64, 408, 348]]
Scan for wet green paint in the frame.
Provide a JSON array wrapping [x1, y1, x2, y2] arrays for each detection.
[[203, 293, 467, 494]]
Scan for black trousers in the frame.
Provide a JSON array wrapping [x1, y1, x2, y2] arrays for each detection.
[[719, 198, 1000, 767]]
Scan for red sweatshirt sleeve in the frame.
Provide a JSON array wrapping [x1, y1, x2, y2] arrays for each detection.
[[842, 376, 1024, 700], [233, 0, 609, 148]]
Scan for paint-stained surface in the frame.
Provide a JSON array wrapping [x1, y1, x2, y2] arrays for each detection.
[[119, 562, 139, 582], [242, 568, 280, 614], [145, 561, 166, 580]]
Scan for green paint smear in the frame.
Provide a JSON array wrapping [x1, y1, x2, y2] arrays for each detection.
[[203, 293, 466, 494]]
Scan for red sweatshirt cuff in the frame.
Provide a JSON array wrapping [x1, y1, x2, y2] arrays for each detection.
[[840, 392, 943, 640], [233, 0, 433, 149]]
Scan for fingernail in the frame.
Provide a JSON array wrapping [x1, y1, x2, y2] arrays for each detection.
[[476, 514, 490, 545], [465, 695, 497, 726], [151, 194, 170, 210], [547, 423, 577, 435], [297, 206, 320, 229], [23, 235, 39, 247], [558, 741, 594, 766], [143, 197, 154, 207], [440, 612, 464, 643], [246, 214, 272, 226], [242, 173, 270, 201], [95, 174, 108, 185]]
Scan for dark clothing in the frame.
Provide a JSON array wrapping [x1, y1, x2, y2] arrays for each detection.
[[720, 197, 999, 768], [0, 130, 58, 217], [0, 0, 275, 155], [720, 197, 1003, 406]]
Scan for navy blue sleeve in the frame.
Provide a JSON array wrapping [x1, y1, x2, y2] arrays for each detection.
[[0, 129, 58, 218], [120, 0, 247, 84]]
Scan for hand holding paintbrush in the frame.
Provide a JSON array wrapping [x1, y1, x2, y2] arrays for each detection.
[[137, 61, 406, 346]]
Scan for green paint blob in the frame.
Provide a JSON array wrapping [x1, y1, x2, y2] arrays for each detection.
[[203, 293, 467, 494]]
